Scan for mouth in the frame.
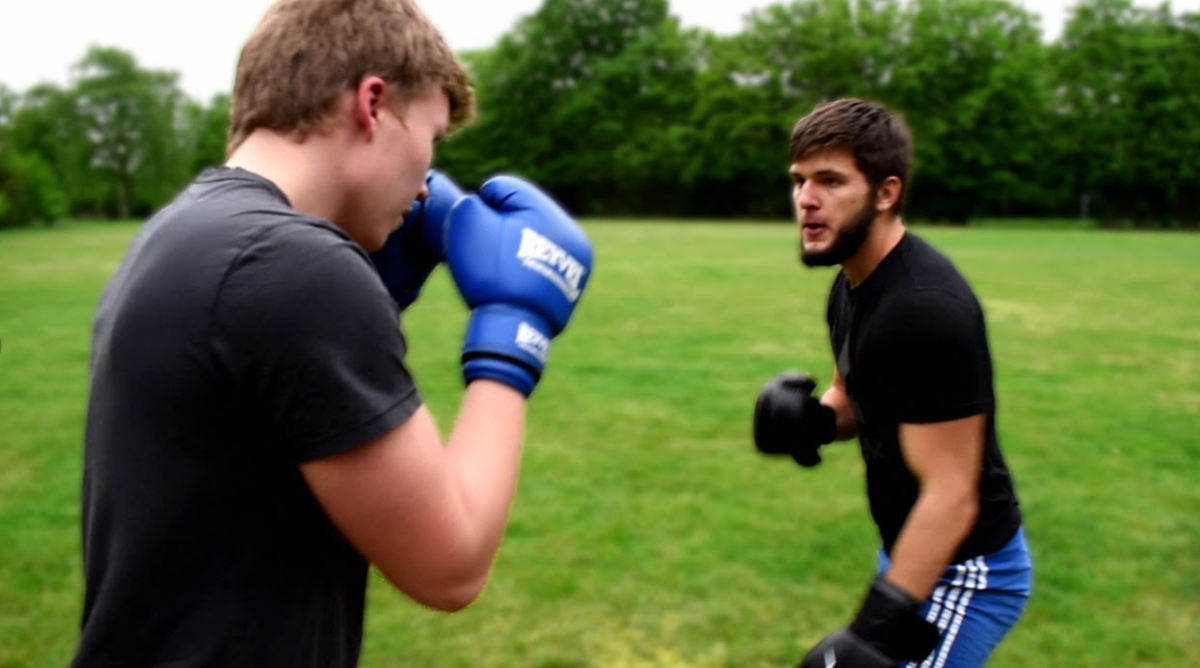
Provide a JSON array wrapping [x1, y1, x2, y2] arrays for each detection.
[[397, 202, 420, 226], [802, 221, 828, 241]]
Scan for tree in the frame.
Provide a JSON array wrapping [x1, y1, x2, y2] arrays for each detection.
[[738, 0, 902, 108], [0, 148, 68, 227], [8, 83, 84, 210], [1, 85, 69, 228], [687, 28, 795, 218], [180, 93, 232, 175], [597, 19, 706, 215], [437, 0, 674, 213], [885, 0, 1052, 221], [692, 0, 905, 218], [1055, 0, 1200, 226], [4, 83, 76, 226], [0, 84, 14, 132], [70, 46, 190, 218]]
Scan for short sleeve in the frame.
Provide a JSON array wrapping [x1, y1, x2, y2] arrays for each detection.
[[213, 222, 422, 462], [865, 290, 993, 424]]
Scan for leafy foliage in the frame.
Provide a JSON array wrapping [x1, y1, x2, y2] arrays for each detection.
[[1052, 0, 1200, 226], [1, 0, 1198, 226]]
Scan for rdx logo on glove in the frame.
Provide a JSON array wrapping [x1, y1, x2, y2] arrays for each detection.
[[516, 227, 586, 302], [515, 322, 550, 365]]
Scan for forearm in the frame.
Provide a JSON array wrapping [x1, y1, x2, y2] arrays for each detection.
[[445, 380, 526, 546], [337, 381, 526, 610], [884, 487, 978, 600]]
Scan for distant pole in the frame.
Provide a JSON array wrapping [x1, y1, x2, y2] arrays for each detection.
[[1080, 193, 1090, 222]]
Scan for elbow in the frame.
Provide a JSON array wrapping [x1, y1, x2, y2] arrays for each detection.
[[926, 484, 979, 542], [418, 579, 487, 612], [369, 525, 502, 612], [382, 568, 490, 613]]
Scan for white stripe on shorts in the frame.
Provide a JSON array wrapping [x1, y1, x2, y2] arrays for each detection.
[[910, 556, 990, 668]]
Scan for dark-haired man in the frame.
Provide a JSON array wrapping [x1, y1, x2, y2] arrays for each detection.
[[753, 98, 1032, 668]]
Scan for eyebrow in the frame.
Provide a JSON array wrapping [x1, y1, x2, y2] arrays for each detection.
[[790, 167, 847, 181]]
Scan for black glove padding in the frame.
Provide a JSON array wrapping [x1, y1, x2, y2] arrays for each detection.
[[753, 370, 838, 467], [798, 577, 941, 668], [797, 629, 893, 668]]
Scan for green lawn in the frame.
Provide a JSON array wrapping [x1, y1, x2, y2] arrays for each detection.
[[1, 221, 1197, 667]]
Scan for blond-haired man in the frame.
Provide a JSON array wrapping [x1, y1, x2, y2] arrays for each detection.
[[72, 1, 592, 665]]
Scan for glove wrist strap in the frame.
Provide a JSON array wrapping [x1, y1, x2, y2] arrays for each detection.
[[811, 402, 838, 447], [849, 576, 941, 662]]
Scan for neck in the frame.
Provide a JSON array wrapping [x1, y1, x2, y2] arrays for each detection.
[[842, 214, 905, 287], [226, 130, 345, 222]]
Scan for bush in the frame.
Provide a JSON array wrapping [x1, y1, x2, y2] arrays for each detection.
[[0, 148, 68, 227]]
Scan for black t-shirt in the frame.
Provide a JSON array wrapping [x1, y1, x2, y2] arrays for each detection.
[[826, 233, 1021, 563], [73, 168, 422, 668]]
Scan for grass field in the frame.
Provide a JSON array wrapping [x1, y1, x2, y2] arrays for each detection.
[[1, 220, 1197, 667]]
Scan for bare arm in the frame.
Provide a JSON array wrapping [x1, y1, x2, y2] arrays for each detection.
[[883, 415, 984, 600], [820, 365, 858, 440], [300, 379, 526, 611]]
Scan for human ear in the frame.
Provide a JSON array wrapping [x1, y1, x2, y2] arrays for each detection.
[[876, 176, 903, 212], [353, 76, 388, 139]]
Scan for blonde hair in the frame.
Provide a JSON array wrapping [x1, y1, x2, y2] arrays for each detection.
[[228, 0, 474, 153]]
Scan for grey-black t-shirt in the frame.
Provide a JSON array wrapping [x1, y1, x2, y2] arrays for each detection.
[[73, 167, 421, 667]]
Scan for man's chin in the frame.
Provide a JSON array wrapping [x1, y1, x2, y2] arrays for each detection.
[[800, 245, 840, 267], [357, 225, 391, 253]]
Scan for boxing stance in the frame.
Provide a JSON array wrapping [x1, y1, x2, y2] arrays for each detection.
[[754, 99, 1031, 668], [72, 1, 591, 665]]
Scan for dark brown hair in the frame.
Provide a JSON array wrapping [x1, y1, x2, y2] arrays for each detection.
[[228, 0, 474, 153], [789, 99, 913, 213]]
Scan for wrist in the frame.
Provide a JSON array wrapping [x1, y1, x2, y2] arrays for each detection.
[[460, 306, 554, 397], [463, 356, 539, 397], [802, 400, 838, 448]]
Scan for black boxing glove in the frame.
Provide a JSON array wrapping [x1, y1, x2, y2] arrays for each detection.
[[753, 370, 837, 467], [797, 577, 941, 668]]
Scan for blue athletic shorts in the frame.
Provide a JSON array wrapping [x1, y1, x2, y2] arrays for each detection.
[[877, 526, 1032, 668]]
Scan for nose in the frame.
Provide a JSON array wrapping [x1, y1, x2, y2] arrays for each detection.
[[418, 182, 431, 202], [794, 181, 819, 213]]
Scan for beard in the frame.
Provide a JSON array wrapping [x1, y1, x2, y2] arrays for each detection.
[[800, 194, 877, 267]]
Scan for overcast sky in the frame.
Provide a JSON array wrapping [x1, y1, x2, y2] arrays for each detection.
[[2, 0, 1196, 101]]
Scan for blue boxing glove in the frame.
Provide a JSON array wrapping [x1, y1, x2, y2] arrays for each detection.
[[445, 176, 593, 396], [369, 170, 466, 309]]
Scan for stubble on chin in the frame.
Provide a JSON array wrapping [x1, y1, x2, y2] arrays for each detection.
[[799, 197, 877, 268]]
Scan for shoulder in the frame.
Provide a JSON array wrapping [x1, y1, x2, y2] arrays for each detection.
[[246, 214, 367, 264], [895, 234, 977, 296], [146, 168, 346, 268], [871, 235, 980, 316], [869, 245, 986, 353], [220, 221, 388, 318], [880, 282, 980, 323], [181, 177, 392, 326], [179, 168, 378, 293]]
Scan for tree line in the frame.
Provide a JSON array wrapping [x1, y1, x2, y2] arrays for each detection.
[[2, 0, 1197, 228]]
